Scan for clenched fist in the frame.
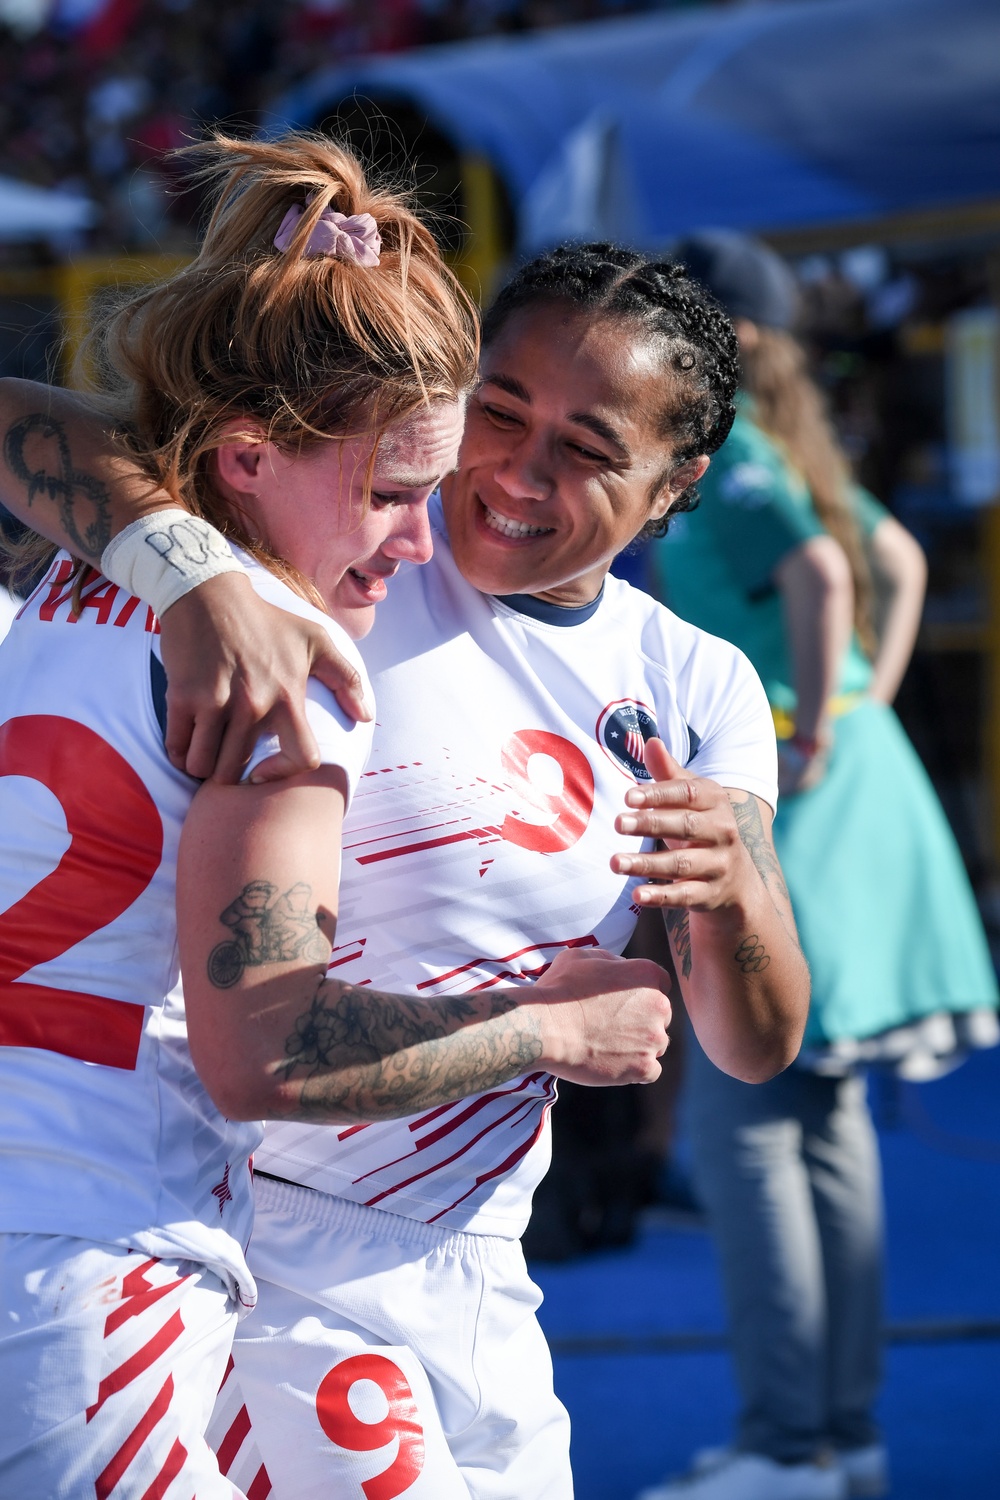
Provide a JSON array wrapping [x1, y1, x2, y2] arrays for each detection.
[[530, 945, 672, 1086]]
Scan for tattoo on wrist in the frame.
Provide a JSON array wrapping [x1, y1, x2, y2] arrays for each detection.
[[664, 907, 693, 980], [3, 413, 113, 560], [727, 793, 791, 904], [734, 935, 770, 974], [208, 879, 331, 988], [279, 980, 544, 1120]]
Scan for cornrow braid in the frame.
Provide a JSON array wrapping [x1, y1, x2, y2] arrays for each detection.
[[483, 243, 741, 537]]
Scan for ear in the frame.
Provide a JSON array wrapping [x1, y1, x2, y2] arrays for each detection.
[[212, 419, 280, 497], [650, 454, 710, 520]]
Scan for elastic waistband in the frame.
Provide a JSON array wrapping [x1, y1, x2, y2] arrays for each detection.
[[253, 1173, 516, 1264]]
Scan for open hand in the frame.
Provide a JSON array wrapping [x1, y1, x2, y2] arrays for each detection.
[[159, 574, 373, 782], [610, 738, 752, 911]]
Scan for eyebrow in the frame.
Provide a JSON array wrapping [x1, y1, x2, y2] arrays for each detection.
[[481, 372, 631, 461], [481, 372, 532, 403], [567, 411, 631, 461], [374, 472, 446, 489]]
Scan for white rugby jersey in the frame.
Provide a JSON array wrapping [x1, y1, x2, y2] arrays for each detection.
[[258, 499, 777, 1237], [0, 548, 372, 1305]]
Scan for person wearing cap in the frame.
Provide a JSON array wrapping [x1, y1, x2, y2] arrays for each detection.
[[637, 232, 998, 1500]]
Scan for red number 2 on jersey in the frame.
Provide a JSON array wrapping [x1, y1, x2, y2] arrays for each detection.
[[317, 1353, 425, 1499], [0, 714, 163, 1070], [500, 729, 596, 854]]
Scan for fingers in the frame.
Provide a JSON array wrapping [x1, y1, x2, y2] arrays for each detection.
[[212, 716, 255, 786], [250, 699, 322, 784], [620, 956, 674, 999], [635, 1057, 663, 1086], [164, 699, 196, 776], [183, 707, 229, 783], [640, 736, 687, 786], [615, 804, 728, 843], [309, 628, 374, 723], [625, 769, 719, 812], [629, 880, 710, 909], [611, 846, 726, 884]]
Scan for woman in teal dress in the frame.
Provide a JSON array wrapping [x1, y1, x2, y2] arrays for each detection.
[[637, 233, 998, 1500]]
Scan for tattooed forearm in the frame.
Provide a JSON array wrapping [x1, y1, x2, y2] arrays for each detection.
[[734, 935, 770, 974], [727, 792, 791, 904], [664, 907, 693, 981], [279, 980, 543, 1121], [208, 879, 331, 988], [3, 413, 112, 560]]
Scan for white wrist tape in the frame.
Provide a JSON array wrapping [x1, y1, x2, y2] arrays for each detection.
[[101, 510, 247, 618]]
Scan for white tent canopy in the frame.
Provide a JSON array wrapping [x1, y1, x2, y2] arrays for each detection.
[[0, 173, 96, 243]]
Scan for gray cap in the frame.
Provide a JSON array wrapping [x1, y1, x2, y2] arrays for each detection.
[[673, 230, 799, 330]]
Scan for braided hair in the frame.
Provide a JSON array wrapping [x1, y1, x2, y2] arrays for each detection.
[[482, 243, 740, 538]]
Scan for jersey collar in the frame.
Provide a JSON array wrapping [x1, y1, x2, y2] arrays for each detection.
[[493, 585, 605, 626]]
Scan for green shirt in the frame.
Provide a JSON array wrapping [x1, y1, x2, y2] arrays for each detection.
[[649, 401, 885, 714]]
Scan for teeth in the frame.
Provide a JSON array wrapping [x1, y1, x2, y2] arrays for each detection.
[[482, 504, 550, 539]]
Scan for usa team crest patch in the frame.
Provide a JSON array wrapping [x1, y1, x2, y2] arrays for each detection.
[[596, 698, 658, 780]]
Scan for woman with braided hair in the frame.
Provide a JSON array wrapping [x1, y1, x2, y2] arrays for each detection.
[[0, 239, 808, 1497]]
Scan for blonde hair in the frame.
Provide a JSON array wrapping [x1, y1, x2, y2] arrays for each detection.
[[741, 326, 875, 655], [5, 131, 478, 600]]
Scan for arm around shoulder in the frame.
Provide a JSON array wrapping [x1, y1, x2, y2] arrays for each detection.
[[0, 378, 174, 562]]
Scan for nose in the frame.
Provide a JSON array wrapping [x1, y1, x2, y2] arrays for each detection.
[[384, 500, 434, 566], [493, 431, 551, 504]]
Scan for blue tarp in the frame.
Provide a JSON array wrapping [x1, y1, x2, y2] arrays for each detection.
[[271, 0, 1000, 246]]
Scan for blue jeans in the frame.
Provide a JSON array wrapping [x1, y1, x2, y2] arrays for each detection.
[[686, 1039, 883, 1462]]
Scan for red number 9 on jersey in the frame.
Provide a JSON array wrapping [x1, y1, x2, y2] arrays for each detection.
[[500, 729, 596, 854], [316, 1353, 425, 1500]]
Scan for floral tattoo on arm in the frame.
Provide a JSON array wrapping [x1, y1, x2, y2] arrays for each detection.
[[206, 878, 543, 1120], [279, 981, 543, 1120]]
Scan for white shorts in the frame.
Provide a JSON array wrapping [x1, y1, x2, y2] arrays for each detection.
[[209, 1176, 572, 1500], [0, 1233, 243, 1499]]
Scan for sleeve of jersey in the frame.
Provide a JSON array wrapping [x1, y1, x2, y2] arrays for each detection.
[[242, 627, 375, 807], [703, 428, 825, 597], [685, 640, 779, 812]]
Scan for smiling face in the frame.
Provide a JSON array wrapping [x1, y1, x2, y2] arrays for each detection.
[[441, 302, 707, 604], [216, 399, 465, 637]]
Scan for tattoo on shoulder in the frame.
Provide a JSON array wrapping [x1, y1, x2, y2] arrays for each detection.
[[279, 981, 543, 1120], [208, 879, 331, 988], [3, 413, 113, 561], [734, 935, 770, 974], [664, 907, 693, 980], [727, 793, 791, 904]]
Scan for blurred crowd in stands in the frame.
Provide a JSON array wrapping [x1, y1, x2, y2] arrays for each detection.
[[0, 0, 725, 254]]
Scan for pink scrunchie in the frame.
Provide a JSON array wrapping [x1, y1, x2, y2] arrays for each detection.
[[273, 204, 381, 266]]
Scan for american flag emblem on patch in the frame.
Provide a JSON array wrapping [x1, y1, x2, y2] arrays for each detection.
[[596, 699, 658, 780]]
